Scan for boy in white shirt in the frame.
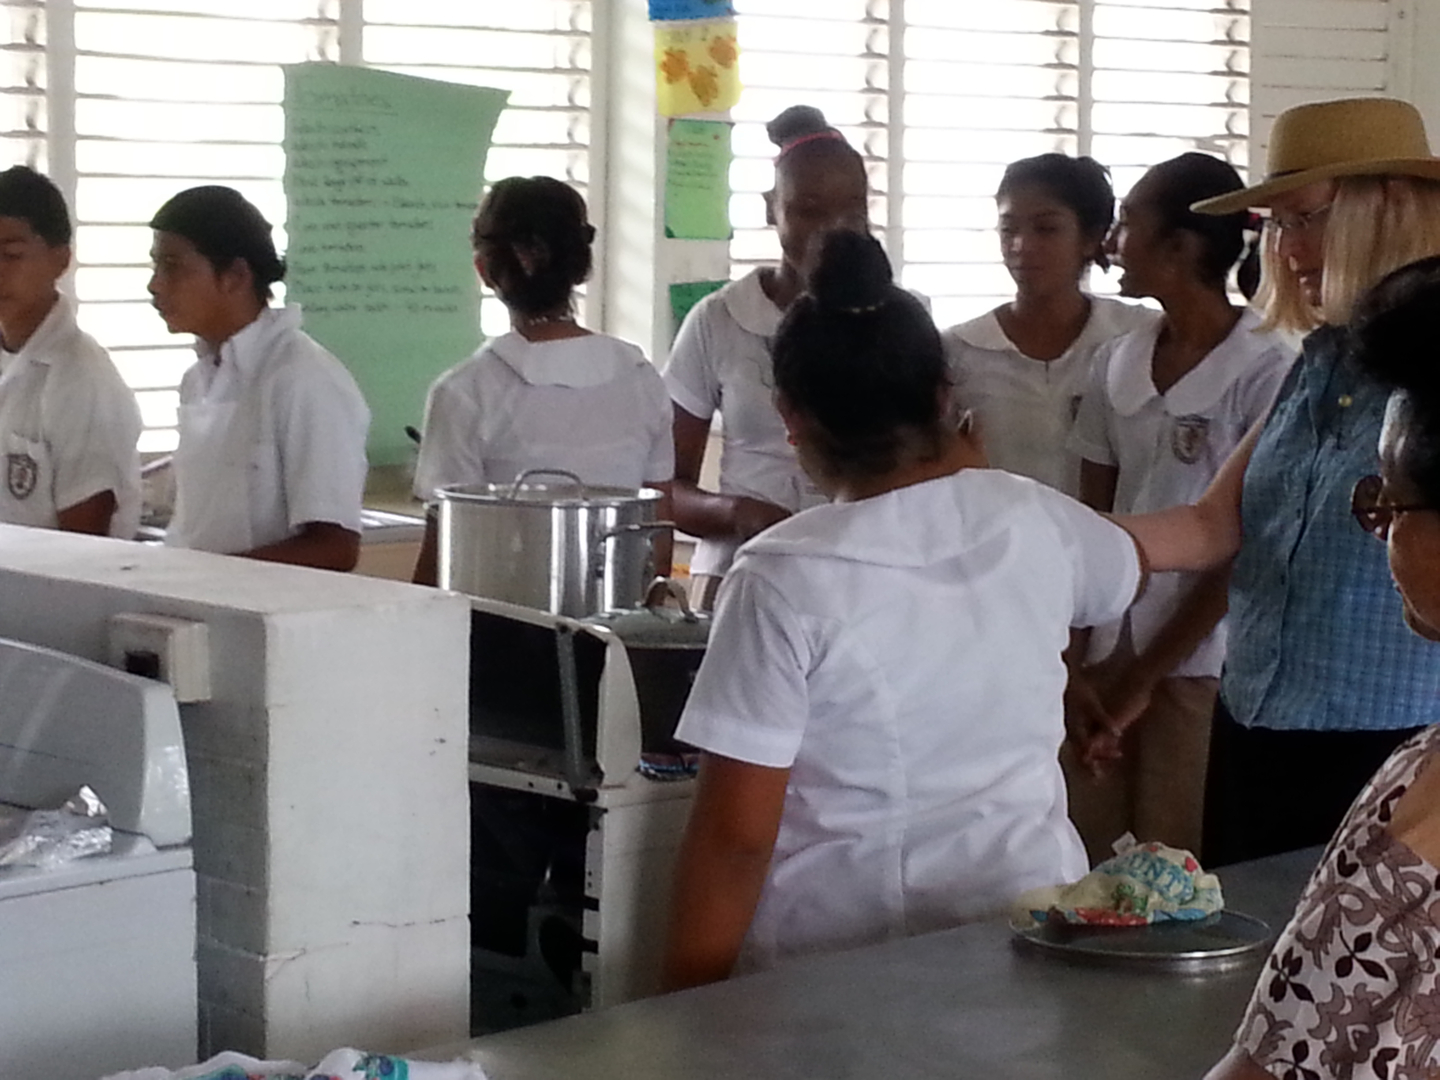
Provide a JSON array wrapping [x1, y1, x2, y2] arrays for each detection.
[[149, 185, 370, 571], [0, 165, 141, 538]]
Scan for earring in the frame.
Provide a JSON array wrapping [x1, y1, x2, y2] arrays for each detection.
[[786, 432, 798, 446]]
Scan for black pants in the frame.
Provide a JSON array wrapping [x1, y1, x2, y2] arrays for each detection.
[[1200, 696, 1424, 867]]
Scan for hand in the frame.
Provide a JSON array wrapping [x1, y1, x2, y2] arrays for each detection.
[[1100, 669, 1158, 736], [1064, 669, 1123, 775], [731, 497, 791, 540]]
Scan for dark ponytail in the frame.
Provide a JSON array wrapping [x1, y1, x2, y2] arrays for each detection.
[[997, 154, 1116, 269], [1351, 255, 1440, 506], [1142, 153, 1256, 297], [470, 176, 596, 318], [772, 231, 948, 480]]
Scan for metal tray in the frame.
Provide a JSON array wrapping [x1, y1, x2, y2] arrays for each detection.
[[1011, 910, 1273, 973]]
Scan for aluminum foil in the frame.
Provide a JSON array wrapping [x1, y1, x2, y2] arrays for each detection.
[[0, 785, 114, 871]]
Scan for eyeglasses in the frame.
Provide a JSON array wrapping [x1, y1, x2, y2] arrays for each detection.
[[1351, 474, 1436, 539], [1269, 202, 1332, 237]]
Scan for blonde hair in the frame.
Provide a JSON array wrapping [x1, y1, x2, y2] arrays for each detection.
[[1257, 176, 1440, 333]]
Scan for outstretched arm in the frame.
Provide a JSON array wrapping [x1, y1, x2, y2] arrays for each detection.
[[1116, 417, 1262, 573]]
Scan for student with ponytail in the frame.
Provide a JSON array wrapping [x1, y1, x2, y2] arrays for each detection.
[[943, 153, 1154, 498], [1063, 153, 1294, 862], [663, 104, 870, 608], [411, 176, 674, 585], [661, 231, 1145, 990]]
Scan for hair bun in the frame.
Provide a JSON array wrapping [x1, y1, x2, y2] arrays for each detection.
[[766, 104, 832, 148], [1352, 255, 1440, 401], [808, 231, 893, 314]]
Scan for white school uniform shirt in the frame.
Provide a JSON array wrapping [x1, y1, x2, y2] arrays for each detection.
[[0, 293, 142, 538], [166, 305, 370, 555], [1069, 307, 1294, 676], [943, 297, 1156, 498], [662, 268, 826, 577], [676, 469, 1142, 971], [412, 330, 673, 499]]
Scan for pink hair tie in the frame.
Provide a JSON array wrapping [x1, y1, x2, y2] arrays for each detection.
[[775, 129, 847, 162]]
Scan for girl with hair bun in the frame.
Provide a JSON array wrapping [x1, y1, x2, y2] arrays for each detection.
[[944, 153, 1154, 498], [150, 184, 370, 570], [411, 176, 674, 585], [661, 230, 1146, 989], [1062, 153, 1294, 862], [664, 104, 871, 608]]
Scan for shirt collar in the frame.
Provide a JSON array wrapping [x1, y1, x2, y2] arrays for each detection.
[[948, 298, 1152, 357], [3, 292, 78, 369], [721, 268, 784, 338], [1108, 308, 1275, 417], [197, 305, 301, 375], [488, 330, 637, 388], [947, 309, 1011, 351]]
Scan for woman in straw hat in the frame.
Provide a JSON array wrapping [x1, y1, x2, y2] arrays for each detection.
[[1203, 257, 1440, 1080], [1110, 97, 1440, 868]]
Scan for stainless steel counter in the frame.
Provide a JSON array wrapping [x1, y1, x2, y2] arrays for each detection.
[[425, 847, 1319, 1080]]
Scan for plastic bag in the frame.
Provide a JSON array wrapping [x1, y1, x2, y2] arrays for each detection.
[[0, 785, 114, 871]]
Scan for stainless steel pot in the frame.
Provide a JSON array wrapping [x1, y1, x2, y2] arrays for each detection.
[[437, 469, 670, 617], [582, 578, 710, 755]]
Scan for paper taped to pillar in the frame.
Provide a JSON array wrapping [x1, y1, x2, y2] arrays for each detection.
[[665, 119, 732, 240], [654, 19, 740, 117], [649, 0, 735, 19], [283, 63, 508, 467]]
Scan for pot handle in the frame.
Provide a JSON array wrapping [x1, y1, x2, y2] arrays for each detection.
[[643, 575, 698, 621], [505, 468, 586, 501], [592, 521, 676, 582]]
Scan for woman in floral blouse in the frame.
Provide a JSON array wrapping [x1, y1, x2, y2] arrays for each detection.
[[1205, 256, 1440, 1079]]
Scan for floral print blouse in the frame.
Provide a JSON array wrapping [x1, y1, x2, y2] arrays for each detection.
[[1234, 725, 1440, 1079]]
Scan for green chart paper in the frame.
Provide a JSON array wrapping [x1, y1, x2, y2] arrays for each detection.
[[283, 63, 508, 466]]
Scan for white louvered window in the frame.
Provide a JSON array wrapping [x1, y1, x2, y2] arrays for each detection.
[[732, 0, 1251, 330], [0, 0, 591, 453]]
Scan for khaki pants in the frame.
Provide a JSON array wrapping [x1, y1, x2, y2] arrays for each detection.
[[1062, 674, 1218, 866]]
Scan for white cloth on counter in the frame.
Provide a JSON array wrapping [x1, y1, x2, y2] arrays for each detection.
[[0, 292, 142, 537], [676, 468, 1142, 971], [412, 330, 673, 500], [942, 297, 1155, 498], [662, 269, 827, 577], [165, 305, 370, 555], [1068, 307, 1294, 676], [102, 1047, 488, 1080]]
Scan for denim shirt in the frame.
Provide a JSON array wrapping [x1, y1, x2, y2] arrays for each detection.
[[1223, 325, 1440, 732]]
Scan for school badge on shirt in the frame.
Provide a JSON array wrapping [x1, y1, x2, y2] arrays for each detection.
[[1171, 416, 1210, 465], [6, 452, 37, 499]]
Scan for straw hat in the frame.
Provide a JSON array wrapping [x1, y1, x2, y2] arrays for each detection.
[[1193, 97, 1440, 215]]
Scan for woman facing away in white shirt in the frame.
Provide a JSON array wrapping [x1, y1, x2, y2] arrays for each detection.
[[944, 154, 1155, 498], [664, 104, 870, 607], [1063, 153, 1294, 862], [660, 231, 1145, 990], [411, 176, 674, 585]]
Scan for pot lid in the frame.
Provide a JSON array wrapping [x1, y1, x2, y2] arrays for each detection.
[[437, 468, 663, 508], [583, 578, 712, 647]]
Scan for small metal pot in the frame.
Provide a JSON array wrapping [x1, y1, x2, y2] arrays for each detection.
[[438, 469, 670, 617], [582, 579, 710, 754]]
